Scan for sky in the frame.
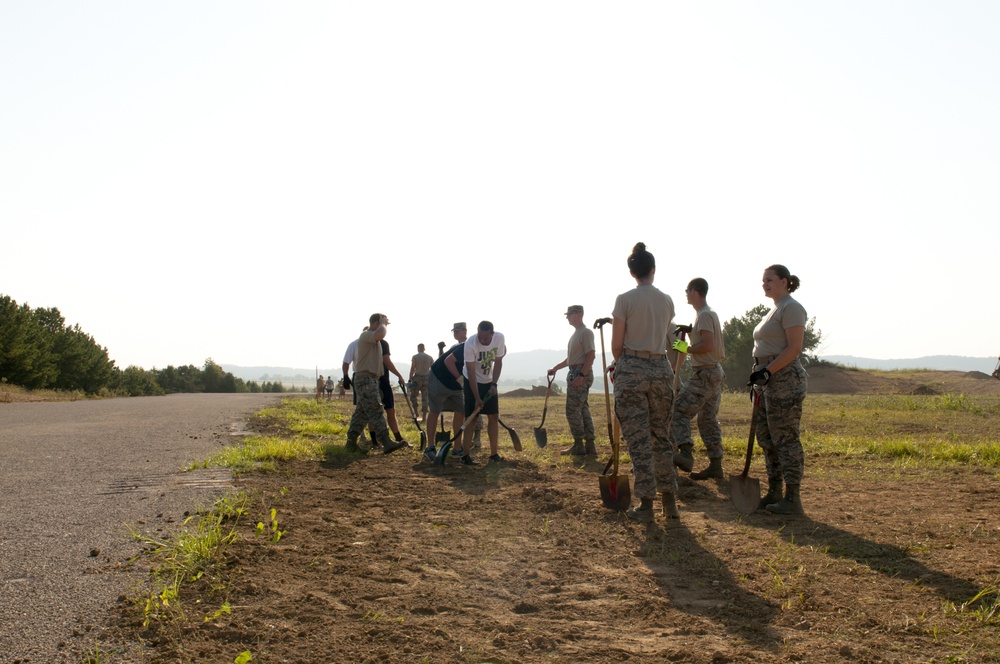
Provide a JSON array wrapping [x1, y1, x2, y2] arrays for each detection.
[[2, 2, 998, 371]]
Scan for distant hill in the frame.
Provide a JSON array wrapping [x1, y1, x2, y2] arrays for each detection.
[[225, 354, 999, 389], [820, 355, 997, 373], [223, 349, 570, 389]]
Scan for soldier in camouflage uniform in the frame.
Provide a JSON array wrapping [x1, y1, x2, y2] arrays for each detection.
[[408, 343, 434, 422], [748, 265, 808, 515], [670, 278, 727, 480], [548, 305, 597, 456], [345, 313, 409, 455], [611, 242, 679, 523]]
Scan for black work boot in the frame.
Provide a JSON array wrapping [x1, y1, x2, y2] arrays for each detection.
[[673, 445, 694, 472], [759, 479, 783, 510], [561, 439, 587, 456], [690, 457, 724, 481], [661, 493, 680, 519], [626, 498, 655, 523], [765, 483, 804, 515], [584, 439, 598, 456]]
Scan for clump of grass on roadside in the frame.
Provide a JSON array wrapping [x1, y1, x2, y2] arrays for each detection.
[[128, 492, 250, 628]]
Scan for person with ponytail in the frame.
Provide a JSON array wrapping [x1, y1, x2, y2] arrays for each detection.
[[610, 242, 680, 522], [748, 264, 808, 515]]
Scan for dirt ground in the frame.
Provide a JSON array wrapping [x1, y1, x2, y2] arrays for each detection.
[[111, 367, 1000, 663]]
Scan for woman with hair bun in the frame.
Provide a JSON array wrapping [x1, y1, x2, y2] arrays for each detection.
[[610, 242, 679, 522], [748, 264, 808, 515]]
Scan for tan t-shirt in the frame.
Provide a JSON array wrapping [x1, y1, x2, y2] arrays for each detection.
[[567, 326, 596, 366], [752, 295, 807, 358], [690, 305, 725, 367], [354, 330, 385, 376], [612, 284, 674, 354], [411, 351, 434, 376]]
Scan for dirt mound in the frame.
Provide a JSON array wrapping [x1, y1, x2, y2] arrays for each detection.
[[505, 385, 551, 398], [807, 364, 1000, 395]]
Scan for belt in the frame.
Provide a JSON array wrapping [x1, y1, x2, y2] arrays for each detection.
[[355, 371, 377, 378], [624, 349, 667, 360], [753, 356, 776, 366]]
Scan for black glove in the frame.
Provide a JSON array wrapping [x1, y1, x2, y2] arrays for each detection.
[[747, 368, 771, 387], [342, 374, 352, 389]]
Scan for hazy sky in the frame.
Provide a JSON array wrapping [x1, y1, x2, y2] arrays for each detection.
[[3, 2, 998, 371]]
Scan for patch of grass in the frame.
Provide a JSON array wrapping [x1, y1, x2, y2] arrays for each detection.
[[128, 492, 250, 628]]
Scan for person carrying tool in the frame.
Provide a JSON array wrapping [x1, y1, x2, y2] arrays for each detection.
[[749, 264, 808, 515], [453, 321, 506, 465], [547, 304, 597, 456], [344, 314, 409, 455], [610, 242, 679, 523], [422, 323, 469, 463], [315, 374, 325, 402], [408, 343, 434, 422], [669, 278, 726, 480]]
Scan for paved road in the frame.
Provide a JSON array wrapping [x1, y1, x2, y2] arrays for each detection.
[[0, 393, 280, 662]]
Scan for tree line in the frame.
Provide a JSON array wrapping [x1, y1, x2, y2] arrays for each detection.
[[0, 294, 289, 396]]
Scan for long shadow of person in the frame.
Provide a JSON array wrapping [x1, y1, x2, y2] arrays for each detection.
[[752, 514, 987, 607], [626, 518, 784, 654]]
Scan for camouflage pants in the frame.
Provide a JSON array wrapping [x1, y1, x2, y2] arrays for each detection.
[[409, 374, 429, 418], [670, 365, 724, 459], [613, 355, 677, 499], [347, 374, 390, 445], [754, 359, 807, 485], [565, 368, 595, 441]]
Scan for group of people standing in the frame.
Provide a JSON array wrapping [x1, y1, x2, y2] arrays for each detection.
[[342, 317, 509, 466], [610, 242, 808, 522], [337, 242, 808, 522]]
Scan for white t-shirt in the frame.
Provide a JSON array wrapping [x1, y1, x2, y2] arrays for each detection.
[[342, 340, 359, 368], [463, 332, 506, 384]]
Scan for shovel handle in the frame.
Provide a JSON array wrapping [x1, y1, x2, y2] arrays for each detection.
[[741, 389, 763, 478]]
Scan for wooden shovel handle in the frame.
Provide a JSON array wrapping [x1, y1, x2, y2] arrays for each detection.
[[741, 389, 763, 478]]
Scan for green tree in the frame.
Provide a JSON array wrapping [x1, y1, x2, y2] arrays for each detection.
[[720, 305, 823, 391], [0, 296, 57, 389]]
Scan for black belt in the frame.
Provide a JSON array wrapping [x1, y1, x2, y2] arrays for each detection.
[[754, 356, 776, 366], [624, 349, 667, 360]]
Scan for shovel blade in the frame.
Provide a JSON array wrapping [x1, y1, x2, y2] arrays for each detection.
[[510, 428, 523, 451], [434, 440, 452, 466], [436, 430, 452, 445], [419, 431, 427, 451], [533, 427, 547, 448], [729, 473, 761, 514], [599, 474, 632, 511]]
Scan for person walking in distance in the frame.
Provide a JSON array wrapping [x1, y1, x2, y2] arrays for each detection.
[[547, 305, 597, 456], [610, 242, 679, 522], [325, 375, 335, 401], [749, 264, 808, 515], [454, 321, 506, 465], [316, 374, 324, 402], [422, 323, 468, 462], [344, 314, 408, 454], [408, 343, 434, 422], [670, 278, 727, 480]]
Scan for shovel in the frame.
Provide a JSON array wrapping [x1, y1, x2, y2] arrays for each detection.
[[498, 418, 523, 451], [398, 380, 427, 450], [435, 416, 451, 445], [730, 388, 763, 514], [434, 394, 493, 465], [594, 317, 631, 511], [671, 324, 692, 398], [533, 374, 555, 448]]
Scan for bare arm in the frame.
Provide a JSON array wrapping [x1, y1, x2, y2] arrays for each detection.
[[689, 329, 714, 354], [611, 316, 625, 361], [383, 352, 405, 382]]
